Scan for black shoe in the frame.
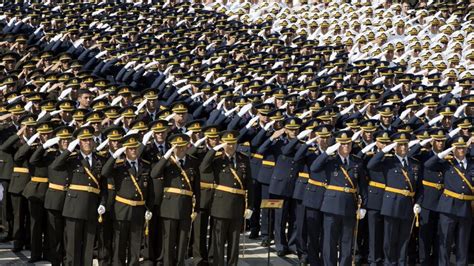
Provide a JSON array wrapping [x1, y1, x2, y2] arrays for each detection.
[[27, 257, 42, 263], [260, 239, 271, 247], [249, 232, 259, 239], [277, 250, 289, 257]]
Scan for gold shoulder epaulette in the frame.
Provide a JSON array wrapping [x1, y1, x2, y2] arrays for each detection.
[[47, 148, 57, 152], [445, 155, 453, 160], [141, 159, 150, 164], [116, 159, 124, 164], [384, 153, 393, 157], [69, 151, 77, 157], [215, 151, 222, 156]]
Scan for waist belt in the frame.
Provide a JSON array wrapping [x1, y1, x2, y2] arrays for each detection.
[[31, 176, 48, 183], [444, 189, 474, 201], [422, 180, 444, 190], [48, 183, 66, 191], [308, 179, 326, 187], [164, 187, 193, 197], [326, 185, 356, 194], [369, 181, 386, 189], [385, 186, 415, 197], [68, 184, 100, 195], [115, 195, 145, 206], [200, 182, 215, 189], [298, 172, 309, 179], [215, 185, 246, 195], [262, 160, 275, 167], [251, 153, 263, 159], [107, 184, 115, 190], [13, 167, 28, 173]]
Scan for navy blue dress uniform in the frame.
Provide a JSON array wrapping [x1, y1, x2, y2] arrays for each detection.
[[360, 131, 390, 266], [20, 122, 55, 263], [40, 126, 74, 266], [296, 124, 332, 266], [0, 114, 36, 252], [409, 129, 447, 266], [101, 134, 154, 266], [150, 134, 201, 266], [310, 131, 367, 266], [266, 118, 302, 258], [367, 132, 421, 265], [50, 126, 107, 266], [141, 119, 170, 266], [424, 136, 474, 266], [200, 130, 253, 266]]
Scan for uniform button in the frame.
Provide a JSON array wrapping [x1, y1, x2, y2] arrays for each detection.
[[462, 186, 465, 189], [88, 183, 91, 185], [234, 183, 237, 185]]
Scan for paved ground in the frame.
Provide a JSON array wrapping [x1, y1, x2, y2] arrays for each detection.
[[0, 232, 299, 265]]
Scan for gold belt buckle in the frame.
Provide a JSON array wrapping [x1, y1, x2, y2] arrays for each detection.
[[402, 190, 409, 196], [87, 187, 94, 193], [344, 187, 350, 193], [180, 189, 186, 195], [436, 184, 443, 190]]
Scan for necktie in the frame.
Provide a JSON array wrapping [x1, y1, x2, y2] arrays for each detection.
[[131, 161, 137, 175], [342, 158, 347, 166], [402, 158, 408, 168], [158, 145, 163, 156], [85, 156, 91, 168], [179, 159, 184, 168]]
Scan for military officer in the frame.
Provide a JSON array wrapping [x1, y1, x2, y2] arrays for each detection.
[[50, 126, 107, 266], [150, 133, 200, 266], [96, 126, 125, 266], [200, 130, 253, 266], [367, 132, 421, 265], [18, 121, 54, 262], [190, 124, 221, 266], [1, 114, 36, 252], [101, 134, 154, 265], [40, 126, 74, 266], [142, 119, 170, 266], [310, 130, 367, 266], [425, 136, 474, 265]]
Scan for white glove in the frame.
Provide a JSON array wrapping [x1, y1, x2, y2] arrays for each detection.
[[454, 103, 467, 118], [203, 94, 218, 107], [50, 110, 62, 116], [193, 136, 207, 147], [326, 143, 341, 156], [428, 115, 443, 126], [297, 129, 312, 140], [213, 143, 226, 151], [409, 139, 420, 148], [382, 142, 397, 153], [95, 51, 107, 59], [357, 208, 367, 220], [359, 103, 370, 114], [415, 106, 428, 118], [224, 106, 238, 117], [142, 130, 154, 145], [244, 209, 253, 219], [111, 95, 123, 106], [96, 139, 109, 151], [438, 147, 454, 159], [27, 132, 40, 146], [97, 205, 106, 215], [305, 136, 319, 145], [263, 120, 275, 131], [399, 108, 411, 120], [145, 210, 153, 221], [420, 138, 432, 147], [413, 204, 421, 214], [177, 84, 192, 95], [125, 129, 139, 136], [237, 103, 253, 117], [361, 142, 377, 154], [245, 116, 260, 129], [216, 99, 225, 110], [24, 101, 33, 112], [68, 139, 80, 152], [113, 146, 126, 159], [163, 146, 175, 159], [113, 116, 123, 125], [190, 92, 204, 101], [58, 87, 72, 100], [352, 130, 362, 141], [451, 85, 463, 95], [43, 136, 60, 149], [135, 99, 148, 115], [298, 110, 312, 119], [340, 104, 355, 115], [448, 127, 461, 138], [164, 113, 176, 122]]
